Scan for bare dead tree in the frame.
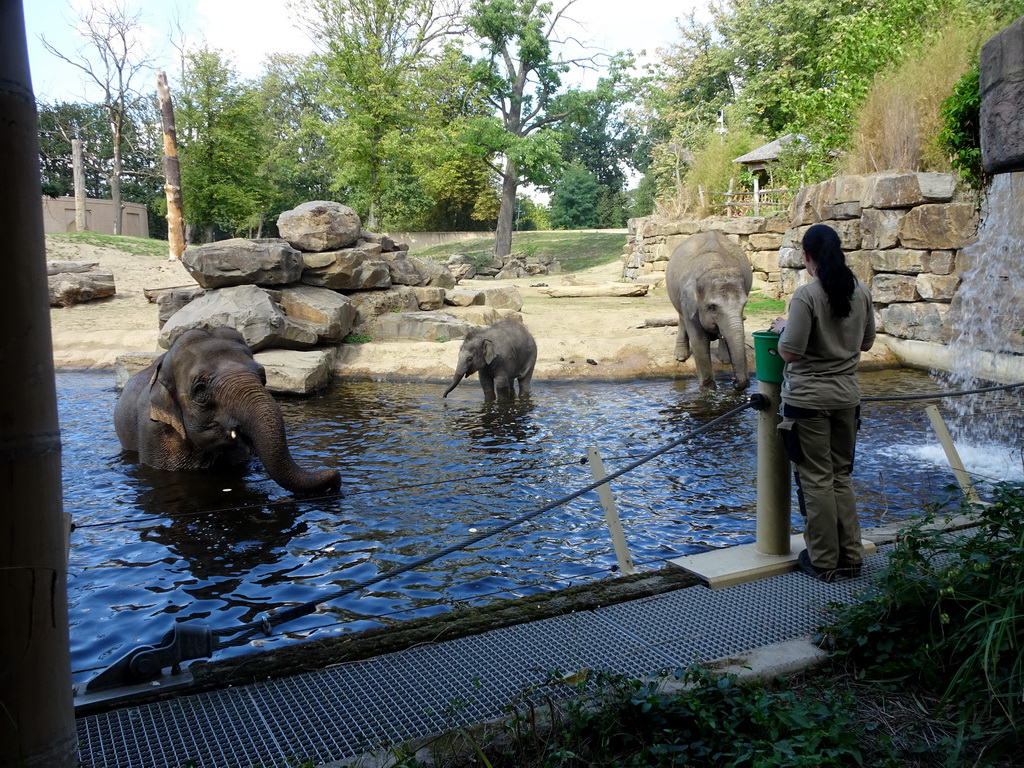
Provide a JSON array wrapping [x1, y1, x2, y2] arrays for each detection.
[[155, 70, 184, 260], [41, 0, 154, 235]]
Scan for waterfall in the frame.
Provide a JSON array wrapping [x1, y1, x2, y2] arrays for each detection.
[[938, 171, 1024, 481]]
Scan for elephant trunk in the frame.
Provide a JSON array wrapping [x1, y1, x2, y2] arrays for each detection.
[[442, 363, 467, 398], [724, 317, 750, 390], [220, 374, 340, 494]]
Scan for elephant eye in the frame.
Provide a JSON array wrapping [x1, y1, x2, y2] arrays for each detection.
[[190, 380, 211, 404], [707, 302, 718, 312]]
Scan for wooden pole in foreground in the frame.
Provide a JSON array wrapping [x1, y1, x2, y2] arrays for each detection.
[[156, 70, 185, 261], [0, 2, 78, 766], [586, 448, 637, 575], [925, 405, 981, 504], [755, 381, 791, 555]]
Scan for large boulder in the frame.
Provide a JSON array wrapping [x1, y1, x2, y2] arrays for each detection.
[[347, 286, 421, 334], [278, 201, 362, 252], [158, 285, 318, 352], [156, 286, 206, 328], [48, 265, 115, 307], [409, 256, 457, 289], [253, 349, 335, 395], [371, 311, 476, 341], [980, 15, 1024, 173], [277, 285, 356, 343], [301, 244, 391, 290], [181, 238, 303, 289]]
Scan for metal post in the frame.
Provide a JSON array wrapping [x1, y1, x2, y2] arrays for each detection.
[[0, 2, 78, 766], [586, 448, 637, 575], [755, 381, 791, 555]]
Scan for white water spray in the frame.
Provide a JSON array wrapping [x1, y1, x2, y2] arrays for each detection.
[[937, 171, 1024, 479]]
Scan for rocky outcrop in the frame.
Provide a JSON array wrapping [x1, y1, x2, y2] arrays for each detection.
[[277, 200, 361, 252], [143, 200, 523, 394], [980, 14, 1024, 174], [182, 238, 303, 288], [48, 261, 116, 307]]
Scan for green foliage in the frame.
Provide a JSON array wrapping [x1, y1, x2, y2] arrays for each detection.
[[46, 232, 168, 259], [825, 482, 1024, 760], [178, 47, 272, 239], [682, 128, 760, 213], [342, 334, 373, 344], [549, 166, 600, 229], [470, 664, 890, 767], [939, 63, 986, 189]]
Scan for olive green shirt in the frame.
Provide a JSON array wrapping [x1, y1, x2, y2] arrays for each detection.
[[778, 279, 875, 409]]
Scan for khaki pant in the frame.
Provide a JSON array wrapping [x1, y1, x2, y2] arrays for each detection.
[[779, 404, 863, 571]]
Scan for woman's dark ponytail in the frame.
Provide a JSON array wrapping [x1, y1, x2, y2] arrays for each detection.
[[803, 223, 855, 318]]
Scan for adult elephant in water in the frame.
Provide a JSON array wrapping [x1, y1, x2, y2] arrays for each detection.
[[666, 230, 753, 390], [442, 319, 537, 401], [114, 326, 340, 494]]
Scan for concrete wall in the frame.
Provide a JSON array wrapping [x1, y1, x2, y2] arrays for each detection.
[[41, 197, 149, 238], [388, 229, 628, 251]]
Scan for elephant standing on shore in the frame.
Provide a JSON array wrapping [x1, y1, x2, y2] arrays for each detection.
[[666, 230, 753, 390], [114, 327, 340, 494], [443, 320, 537, 401]]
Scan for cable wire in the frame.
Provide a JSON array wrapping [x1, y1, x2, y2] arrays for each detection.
[[212, 400, 757, 647]]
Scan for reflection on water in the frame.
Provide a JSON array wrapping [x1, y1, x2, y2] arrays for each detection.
[[58, 368, 1022, 680]]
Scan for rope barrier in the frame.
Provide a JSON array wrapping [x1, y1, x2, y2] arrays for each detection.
[[211, 399, 758, 648]]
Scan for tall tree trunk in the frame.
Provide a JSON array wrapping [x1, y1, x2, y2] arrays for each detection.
[[0, 3, 78, 765], [110, 139, 123, 235], [156, 70, 185, 260], [72, 138, 87, 232], [494, 158, 519, 258]]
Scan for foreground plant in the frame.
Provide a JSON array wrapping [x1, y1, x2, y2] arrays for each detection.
[[824, 481, 1024, 764]]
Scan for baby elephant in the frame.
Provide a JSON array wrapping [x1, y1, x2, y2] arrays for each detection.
[[666, 230, 753, 390], [443, 320, 537, 401]]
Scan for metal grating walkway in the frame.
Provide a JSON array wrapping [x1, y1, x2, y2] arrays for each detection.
[[77, 556, 884, 768]]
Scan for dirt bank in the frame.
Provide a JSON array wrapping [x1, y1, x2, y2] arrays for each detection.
[[45, 237, 897, 379]]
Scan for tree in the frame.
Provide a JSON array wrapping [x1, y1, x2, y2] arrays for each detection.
[[549, 164, 598, 229], [463, 0, 601, 257], [298, 0, 463, 229], [255, 54, 339, 231], [177, 48, 271, 241], [555, 55, 645, 228], [40, 0, 154, 235]]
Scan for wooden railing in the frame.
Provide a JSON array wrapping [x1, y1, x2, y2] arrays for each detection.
[[698, 180, 796, 216]]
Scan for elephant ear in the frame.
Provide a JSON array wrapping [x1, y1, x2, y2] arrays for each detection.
[[482, 338, 498, 365], [147, 358, 186, 440]]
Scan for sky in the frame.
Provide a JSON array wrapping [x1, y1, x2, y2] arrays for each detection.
[[21, 0, 706, 104]]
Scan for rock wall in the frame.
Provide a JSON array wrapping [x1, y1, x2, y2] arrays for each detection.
[[123, 201, 525, 395], [624, 171, 981, 347]]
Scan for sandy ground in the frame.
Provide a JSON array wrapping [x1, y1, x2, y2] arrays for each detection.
[[45, 237, 896, 381]]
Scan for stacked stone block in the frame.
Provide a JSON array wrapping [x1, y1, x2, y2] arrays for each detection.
[[782, 172, 977, 345], [623, 214, 789, 293], [624, 171, 981, 347]]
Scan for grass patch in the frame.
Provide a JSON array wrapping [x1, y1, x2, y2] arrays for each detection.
[[46, 231, 168, 259], [342, 334, 372, 344], [409, 231, 626, 273]]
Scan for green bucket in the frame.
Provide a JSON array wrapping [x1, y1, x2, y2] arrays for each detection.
[[752, 330, 786, 384]]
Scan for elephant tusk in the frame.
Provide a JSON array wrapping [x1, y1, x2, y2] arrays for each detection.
[[230, 429, 237, 440]]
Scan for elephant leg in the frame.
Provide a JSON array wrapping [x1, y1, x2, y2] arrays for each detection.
[[517, 371, 534, 398], [687, 325, 717, 388], [494, 373, 515, 400], [478, 369, 497, 400], [674, 322, 691, 362]]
